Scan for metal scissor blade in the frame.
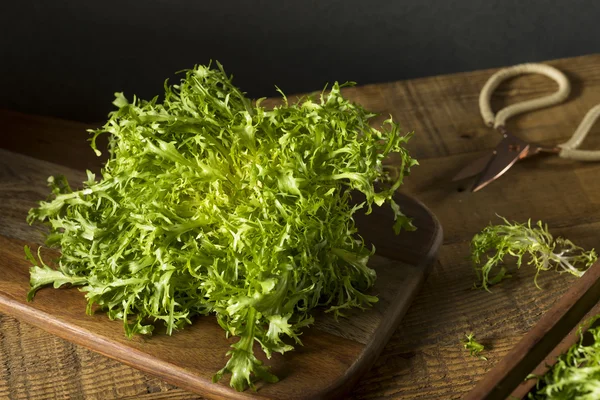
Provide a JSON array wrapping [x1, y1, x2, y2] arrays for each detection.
[[452, 153, 494, 181], [472, 134, 531, 192]]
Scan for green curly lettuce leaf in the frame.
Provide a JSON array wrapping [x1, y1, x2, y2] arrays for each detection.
[[471, 216, 597, 291]]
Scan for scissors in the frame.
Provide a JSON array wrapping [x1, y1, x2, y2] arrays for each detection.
[[453, 63, 600, 192]]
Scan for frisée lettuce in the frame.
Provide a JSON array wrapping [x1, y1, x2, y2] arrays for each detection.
[[26, 62, 416, 391]]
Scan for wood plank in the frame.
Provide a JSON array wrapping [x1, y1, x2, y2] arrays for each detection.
[[0, 150, 442, 399], [0, 109, 107, 172], [400, 150, 600, 244]]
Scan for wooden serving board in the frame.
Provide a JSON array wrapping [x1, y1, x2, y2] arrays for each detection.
[[0, 148, 442, 400]]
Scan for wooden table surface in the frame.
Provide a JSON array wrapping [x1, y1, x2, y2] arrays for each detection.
[[1, 54, 600, 399]]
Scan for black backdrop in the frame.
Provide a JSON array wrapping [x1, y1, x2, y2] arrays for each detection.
[[2, 0, 599, 122]]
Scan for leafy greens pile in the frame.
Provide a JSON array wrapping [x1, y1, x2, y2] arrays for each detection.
[[529, 316, 600, 399], [26, 63, 416, 391], [471, 217, 597, 291]]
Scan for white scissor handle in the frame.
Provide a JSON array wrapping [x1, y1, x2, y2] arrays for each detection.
[[480, 63, 600, 162], [558, 104, 600, 161], [479, 63, 571, 129]]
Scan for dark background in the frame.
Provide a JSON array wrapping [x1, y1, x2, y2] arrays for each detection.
[[2, 1, 599, 122]]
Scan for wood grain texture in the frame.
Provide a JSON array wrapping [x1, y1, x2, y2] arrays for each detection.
[[1, 53, 600, 399], [0, 150, 441, 399]]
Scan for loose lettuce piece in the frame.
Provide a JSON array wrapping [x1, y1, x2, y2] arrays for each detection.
[[471, 216, 597, 291]]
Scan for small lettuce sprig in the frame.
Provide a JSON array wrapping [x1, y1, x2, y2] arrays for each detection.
[[471, 217, 597, 291], [463, 333, 487, 360]]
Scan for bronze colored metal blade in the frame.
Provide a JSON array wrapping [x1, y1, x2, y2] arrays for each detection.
[[472, 134, 531, 192], [452, 153, 493, 182]]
